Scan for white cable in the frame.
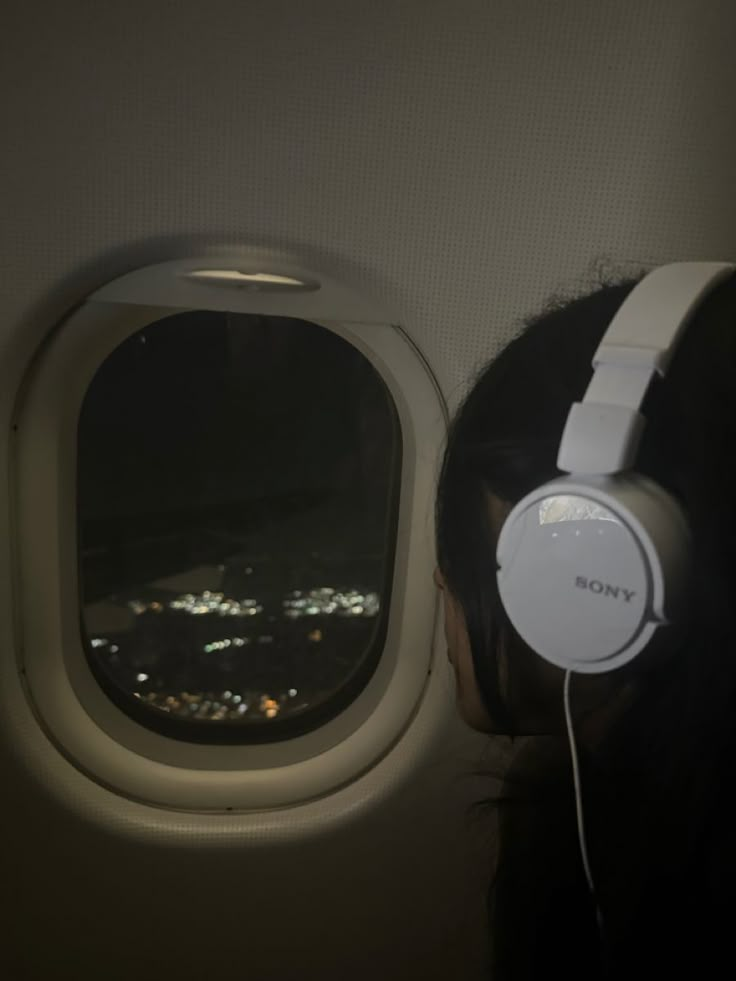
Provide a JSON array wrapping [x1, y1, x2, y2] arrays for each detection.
[[563, 670, 603, 931]]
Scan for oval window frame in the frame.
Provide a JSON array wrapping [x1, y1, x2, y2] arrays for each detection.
[[14, 255, 448, 811]]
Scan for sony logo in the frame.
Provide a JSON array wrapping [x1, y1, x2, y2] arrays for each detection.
[[574, 576, 636, 603]]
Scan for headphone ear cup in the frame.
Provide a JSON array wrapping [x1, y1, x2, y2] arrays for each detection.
[[495, 476, 690, 674], [618, 473, 691, 627]]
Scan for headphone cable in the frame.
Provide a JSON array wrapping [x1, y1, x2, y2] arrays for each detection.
[[563, 669, 604, 933]]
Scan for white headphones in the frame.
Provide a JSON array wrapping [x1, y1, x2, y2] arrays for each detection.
[[496, 262, 735, 674]]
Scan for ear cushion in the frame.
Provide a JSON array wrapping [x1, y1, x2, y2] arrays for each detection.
[[495, 475, 689, 674]]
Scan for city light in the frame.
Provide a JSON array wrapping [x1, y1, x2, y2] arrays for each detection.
[[168, 591, 263, 617], [129, 688, 309, 722], [203, 637, 250, 653], [124, 585, 378, 622], [88, 577, 381, 725], [282, 587, 380, 619], [260, 695, 280, 719]]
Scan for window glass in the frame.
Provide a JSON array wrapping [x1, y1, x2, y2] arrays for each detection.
[[78, 312, 401, 742]]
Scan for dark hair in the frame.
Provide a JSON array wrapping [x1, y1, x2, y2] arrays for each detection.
[[436, 274, 736, 977]]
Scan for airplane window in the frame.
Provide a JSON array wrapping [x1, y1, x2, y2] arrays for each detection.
[[77, 311, 401, 743]]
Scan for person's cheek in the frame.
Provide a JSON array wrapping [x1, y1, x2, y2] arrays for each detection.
[[442, 596, 455, 665]]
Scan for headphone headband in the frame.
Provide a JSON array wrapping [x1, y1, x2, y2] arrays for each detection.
[[557, 262, 734, 476]]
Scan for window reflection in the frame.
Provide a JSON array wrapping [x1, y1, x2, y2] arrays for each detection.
[[538, 495, 619, 525]]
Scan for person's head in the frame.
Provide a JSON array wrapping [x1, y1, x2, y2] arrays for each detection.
[[435, 272, 736, 745]]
